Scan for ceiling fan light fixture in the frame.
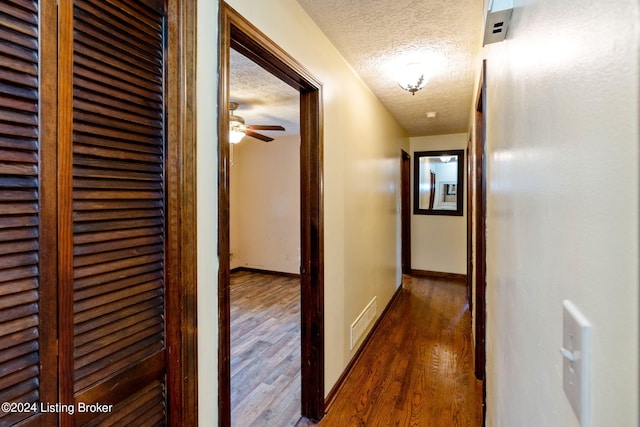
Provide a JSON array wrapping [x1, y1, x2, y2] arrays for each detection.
[[228, 101, 285, 143], [229, 129, 245, 144], [229, 103, 246, 143], [397, 63, 428, 95]]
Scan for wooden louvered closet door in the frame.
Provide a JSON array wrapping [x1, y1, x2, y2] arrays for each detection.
[[0, 0, 171, 425], [61, 0, 168, 424], [0, 0, 57, 425]]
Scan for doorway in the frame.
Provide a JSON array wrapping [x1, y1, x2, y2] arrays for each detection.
[[401, 150, 411, 275], [218, 4, 325, 425], [228, 43, 302, 424]]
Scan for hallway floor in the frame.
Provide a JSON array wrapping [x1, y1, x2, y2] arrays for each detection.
[[298, 275, 483, 426]]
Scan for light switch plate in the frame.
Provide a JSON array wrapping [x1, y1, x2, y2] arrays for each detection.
[[562, 300, 591, 426]]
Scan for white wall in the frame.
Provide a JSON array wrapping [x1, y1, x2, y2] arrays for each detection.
[[410, 134, 467, 275], [482, 0, 639, 426], [230, 135, 300, 274], [198, 1, 409, 423]]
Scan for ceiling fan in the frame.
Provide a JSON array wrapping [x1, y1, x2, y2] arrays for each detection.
[[229, 102, 285, 143]]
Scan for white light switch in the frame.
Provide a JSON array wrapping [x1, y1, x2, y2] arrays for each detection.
[[562, 300, 591, 426]]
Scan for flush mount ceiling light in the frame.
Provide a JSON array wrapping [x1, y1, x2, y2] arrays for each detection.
[[397, 63, 428, 95]]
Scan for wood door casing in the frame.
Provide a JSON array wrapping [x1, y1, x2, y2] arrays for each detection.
[[474, 61, 487, 384], [219, 3, 325, 424], [401, 150, 411, 275], [467, 140, 473, 312]]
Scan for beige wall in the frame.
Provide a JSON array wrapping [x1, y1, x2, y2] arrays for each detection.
[[230, 135, 301, 274], [482, 0, 639, 426], [410, 134, 468, 275], [197, 1, 409, 424], [196, 0, 218, 425]]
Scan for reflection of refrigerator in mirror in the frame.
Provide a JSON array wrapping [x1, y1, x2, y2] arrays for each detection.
[[439, 182, 458, 207], [414, 149, 464, 216]]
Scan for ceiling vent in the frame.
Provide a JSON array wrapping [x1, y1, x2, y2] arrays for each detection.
[[483, 0, 513, 45]]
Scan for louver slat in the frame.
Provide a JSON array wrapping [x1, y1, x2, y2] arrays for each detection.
[[83, 380, 166, 427], [70, 0, 167, 421]]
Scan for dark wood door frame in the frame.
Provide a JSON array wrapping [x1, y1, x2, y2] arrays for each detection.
[[218, 4, 325, 425], [467, 138, 473, 312], [401, 150, 411, 275], [474, 60, 487, 385], [165, 1, 198, 425]]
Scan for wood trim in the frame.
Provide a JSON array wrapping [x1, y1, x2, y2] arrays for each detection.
[[323, 285, 403, 411], [39, 0, 60, 424], [299, 83, 325, 423], [165, 0, 198, 425], [467, 137, 474, 312], [401, 150, 411, 274], [230, 267, 301, 279], [411, 269, 467, 283], [218, 4, 232, 425], [57, 2, 75, 424], [474, 60, 488, 387], [219, 3, 325, 424]]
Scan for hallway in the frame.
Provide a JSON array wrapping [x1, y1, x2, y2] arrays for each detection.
[[299, 275, 482, 426]]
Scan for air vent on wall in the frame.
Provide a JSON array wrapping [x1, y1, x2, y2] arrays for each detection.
[[350, 296, 377, 350], [483, 0, 514, 45]]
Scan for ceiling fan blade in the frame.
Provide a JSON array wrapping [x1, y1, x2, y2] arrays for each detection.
[[247, 125, 285, 131], [245, 130, 274, 142]]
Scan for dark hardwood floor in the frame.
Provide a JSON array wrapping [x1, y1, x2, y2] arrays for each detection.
[[298, 275, 483, 427], [231, 270, 301, 426], [231, 271, 482, 426]]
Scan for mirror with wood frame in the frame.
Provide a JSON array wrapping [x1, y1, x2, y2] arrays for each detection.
[[413, 149, 464, 216]]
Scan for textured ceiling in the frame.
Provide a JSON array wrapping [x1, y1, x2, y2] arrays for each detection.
[[296, 0, 484, 136], [230, 1, 485, 138], [230, 48, 300, 140]]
